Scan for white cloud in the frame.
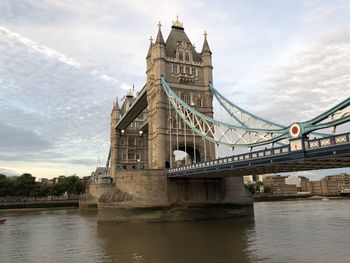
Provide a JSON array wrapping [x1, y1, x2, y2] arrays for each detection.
[[247, 27, 350, 126], [0, 0, 349, 178], [0, 28, 126, 177], [301, 5, 338, 23], [0, 25, 129, 90]]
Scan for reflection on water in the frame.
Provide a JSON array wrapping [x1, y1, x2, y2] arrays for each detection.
[[1, 200, 350, 263], [96, 216, 254, 263]]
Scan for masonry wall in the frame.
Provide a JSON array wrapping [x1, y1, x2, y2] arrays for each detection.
[[115, 169, 169, 206], [167, 178, 224, 204], [87, 184, 115, 201], [112, 169, 252, 207], [223, 177, 254, 204], [167, 176, 252, 205]]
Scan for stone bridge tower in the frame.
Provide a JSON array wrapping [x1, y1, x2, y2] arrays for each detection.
[[83, 19, 253, 219], [146, 18, 216, 169]]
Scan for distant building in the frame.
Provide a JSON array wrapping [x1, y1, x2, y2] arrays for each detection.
[[263, 175, 288, 187], [90, 167, 112, 185], [243, 175, 253, 185], [299, 174, 350, 196], [299, 176, 312, 193], [39, 178, 49, 185], [263, 174, 297, 195], [311, 181, 322, 195]]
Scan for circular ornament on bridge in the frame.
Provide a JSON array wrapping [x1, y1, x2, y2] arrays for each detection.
[[289, 123, 301, 138]]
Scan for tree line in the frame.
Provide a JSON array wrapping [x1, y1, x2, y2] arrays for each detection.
[[0, 173, 84, 201]]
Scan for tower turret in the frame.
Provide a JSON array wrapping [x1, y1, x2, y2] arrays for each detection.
[[110, 97, 120, 178], [201, 31, 213, 86], [150, 22, 166, 79]]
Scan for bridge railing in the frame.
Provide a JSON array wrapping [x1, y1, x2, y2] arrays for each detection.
[[304, 133, 350, 150], [168, 132, 350, 173], [168, 145, 290, 173]]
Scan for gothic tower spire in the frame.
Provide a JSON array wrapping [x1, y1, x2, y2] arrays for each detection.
[[155, 22, 165, 45], [201, 31, 212, 54]]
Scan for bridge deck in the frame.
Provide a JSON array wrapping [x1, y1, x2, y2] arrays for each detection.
[[168, 133, 350, 178]]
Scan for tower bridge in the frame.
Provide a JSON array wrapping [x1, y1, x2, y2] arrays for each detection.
[[83, 18, 350, 220]]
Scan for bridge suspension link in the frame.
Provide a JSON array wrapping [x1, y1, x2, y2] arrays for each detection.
[[161, 77, 289, 148], [302, 98, 350, 135]]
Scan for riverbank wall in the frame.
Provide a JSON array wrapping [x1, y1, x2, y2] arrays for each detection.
[[0, 200, 79, 209], [80, 169, 254, 222]]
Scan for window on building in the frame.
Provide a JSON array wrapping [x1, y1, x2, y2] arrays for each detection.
[[185, 52, 189, 61], [128, 137, 135, 147], [136, 153, 141, 160], [192, 67, 197, 76], [172, 118, 177, 129], [181, 93, 191, 105], [197, 97, 202, 107], [186, 66, 190, 74], [121, 139, 125, 145], [179, 51, 183, 61], [172, 64, 177, 73], [179, 66, 184, 73], [128, 150, 135, 160], [138, 139, 143, 146], [122, 151, 126, 160]]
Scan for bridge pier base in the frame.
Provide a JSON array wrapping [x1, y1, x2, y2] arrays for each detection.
[[81, 170, 253, 222]]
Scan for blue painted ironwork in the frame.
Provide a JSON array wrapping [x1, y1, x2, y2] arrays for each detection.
[[210, 83, 329, 139], [161, 77, 289, 148], [161, 77, 350, 148], [301, 97, 350, 135], [210, 83, 285, 129], [168, 132, 350, 177]]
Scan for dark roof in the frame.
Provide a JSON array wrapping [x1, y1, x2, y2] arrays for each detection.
[[165, 26, 201, 62]]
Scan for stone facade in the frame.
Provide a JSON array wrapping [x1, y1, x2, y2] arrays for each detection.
[[82, 19, 253, 220], [145, 19, 215, 170], [263, 174, 297, 195], [299, 174, 350, 196]]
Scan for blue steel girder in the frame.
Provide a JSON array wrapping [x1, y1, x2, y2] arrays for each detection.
[[161, 77, 289, 148], [210, 83, 329, 139], [167, 132, 350, 177], [301, 97, 350, 135], [161, 77, 350, 148], [210, 83, 285, 129]]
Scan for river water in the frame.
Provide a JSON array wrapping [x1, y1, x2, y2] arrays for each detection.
[[0, 200, 349, 263]]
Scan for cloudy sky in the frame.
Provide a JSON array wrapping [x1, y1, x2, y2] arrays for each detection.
[[0, 0, 349, 179]]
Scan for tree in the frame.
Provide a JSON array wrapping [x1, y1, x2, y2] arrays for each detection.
[[246, 181, 264, 195], [39, 184, 50, 197], [0, 174, 6, 197], [49, 183, 65, 199], [62, 176, 83, 199], [263, 185, 272, 194], [15, 173, 36, 198], [30, 182, 42, 201]]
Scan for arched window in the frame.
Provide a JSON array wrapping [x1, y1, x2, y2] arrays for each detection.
[[185, 52, 190, 61], [179, 51, 183, 61]]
